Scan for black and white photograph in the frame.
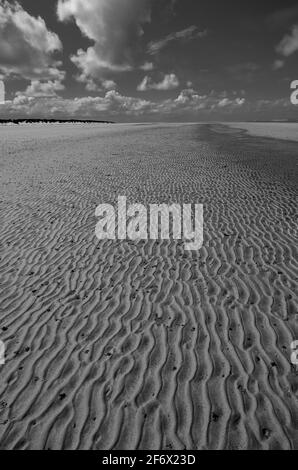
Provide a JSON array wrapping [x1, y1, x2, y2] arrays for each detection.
[[0, 0, 297, 457]]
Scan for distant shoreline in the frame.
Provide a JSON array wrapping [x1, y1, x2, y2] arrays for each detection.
[[0, 118, 115, 125]]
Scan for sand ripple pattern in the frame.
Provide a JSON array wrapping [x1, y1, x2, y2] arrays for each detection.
[[0, 123, 297, 449]]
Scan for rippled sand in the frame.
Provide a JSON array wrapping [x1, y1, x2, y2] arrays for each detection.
[[0, 123, 297, 449]]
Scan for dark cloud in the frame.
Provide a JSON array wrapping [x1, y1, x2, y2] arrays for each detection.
[[0, 0, 63, 80], [57, 0, 151, 84]]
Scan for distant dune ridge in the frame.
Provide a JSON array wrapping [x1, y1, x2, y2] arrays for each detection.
[[0, 122, 297, 450]]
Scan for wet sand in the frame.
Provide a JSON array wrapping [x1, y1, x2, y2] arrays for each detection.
[[226, 122, 298, 142]]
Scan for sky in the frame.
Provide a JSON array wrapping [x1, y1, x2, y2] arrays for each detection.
[[0, 0, 298, 121]]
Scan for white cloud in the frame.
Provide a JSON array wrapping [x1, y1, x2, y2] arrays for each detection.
[[175, 88, 206, 105], [71, 47, 134, 79], [75, 69, 117, 92], [276, 24, 298, 56], [102, 80, 117, 90], [1, 86, 249, 120], [16, 79, 65, 98], [57, 0, 151, 80], [140, 62, 154, 71], [137, 73, 179, 91], [0, 0, 63, 80], [148, 26, 207, 55], [76, 73, 100, 92], [4, 89, 152, 118]]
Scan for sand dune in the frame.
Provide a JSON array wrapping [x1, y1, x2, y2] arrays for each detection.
[[0, 123, 297, 450]]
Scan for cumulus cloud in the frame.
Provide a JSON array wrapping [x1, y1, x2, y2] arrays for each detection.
[[0, 0, 63, 80], [171, 88, 245, 112], [75, 70, 117, 92], [16, 80, 65, 98], [148, 25, 207, 55], [102, 80, 117, 91], [71, 47, 133, 79], [217, 97, 245, 107], [140, 62, 154, 71], [75, 73, 100, 92], [57, 0, 151, 82], [174, 88, 207, 106], [3, 89, 152, 119], [1, 85, 249, 121], [276, 24, 298, 56], [137, 73, 179, 91]]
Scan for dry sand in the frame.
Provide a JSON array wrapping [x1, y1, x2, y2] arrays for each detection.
[[0, 123, 297, 450], [226, 122, 298, 142]]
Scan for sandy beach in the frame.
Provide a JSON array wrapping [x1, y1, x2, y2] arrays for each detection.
[[0, 122, 297, 450], [226, 122, 298, 142]]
